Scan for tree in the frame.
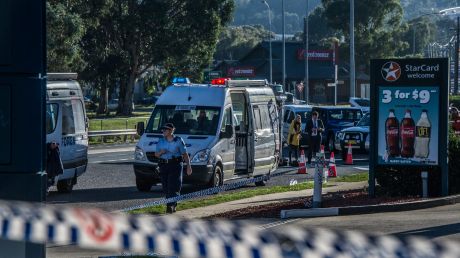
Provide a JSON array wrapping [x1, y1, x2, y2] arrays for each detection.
[[322, 0, 408, 71], [46, 0, 86, 72], [80, 0, 234, 115]]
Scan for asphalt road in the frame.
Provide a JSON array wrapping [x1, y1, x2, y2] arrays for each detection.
[[257, 203, 460, 243], [46, 143, 370, 211]]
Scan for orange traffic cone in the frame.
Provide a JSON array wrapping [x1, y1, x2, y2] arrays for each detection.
[[344, 143, 354, 165], [297, 149, 307, 174], [320, 145, 325, 154], [328, 152, 337, 177]]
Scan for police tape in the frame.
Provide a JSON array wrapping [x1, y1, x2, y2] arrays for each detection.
[[1, 200, 460, 258], [122, 167, 300, 212]]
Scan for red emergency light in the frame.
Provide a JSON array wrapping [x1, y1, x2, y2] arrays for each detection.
[[211, 78, 230, 85]]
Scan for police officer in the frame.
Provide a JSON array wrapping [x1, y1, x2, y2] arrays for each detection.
[[155, 123, 192, 213]]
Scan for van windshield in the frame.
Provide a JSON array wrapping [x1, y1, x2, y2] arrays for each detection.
[[146, 105, 221, 135]]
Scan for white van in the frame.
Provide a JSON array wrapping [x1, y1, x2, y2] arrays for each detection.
[[133, 79, 280, 191], [46, 73, 88, 193]]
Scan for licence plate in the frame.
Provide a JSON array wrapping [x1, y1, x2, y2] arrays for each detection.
[[347, 140, 357, 144]]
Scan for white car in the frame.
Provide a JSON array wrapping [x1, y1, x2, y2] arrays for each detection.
[[108, 99, 135, 111], [349, 97, 370, 113], [281, 104, 313, 149]]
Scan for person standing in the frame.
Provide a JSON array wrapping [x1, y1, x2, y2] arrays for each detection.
[[155, 123, 192, 213], [305, 111, 324, 165], [287, 115, 302, 165]]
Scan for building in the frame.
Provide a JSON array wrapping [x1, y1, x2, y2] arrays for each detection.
[[213, 41, 369, 104]]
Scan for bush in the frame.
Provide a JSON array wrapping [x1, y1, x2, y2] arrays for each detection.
[[375, 132, 460, 197], [450, 95, 460, 108]]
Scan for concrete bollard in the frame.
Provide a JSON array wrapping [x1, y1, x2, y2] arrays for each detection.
[[313, 152, 325, 208]]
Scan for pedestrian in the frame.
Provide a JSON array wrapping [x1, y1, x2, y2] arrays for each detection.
[[155, 123, 192, 213], [305, 111, 324, 166], [287, 114, 302, 166]]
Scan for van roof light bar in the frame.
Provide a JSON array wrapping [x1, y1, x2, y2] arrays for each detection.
[[47, 73, 78, 81], [226, 79, 268, 88]]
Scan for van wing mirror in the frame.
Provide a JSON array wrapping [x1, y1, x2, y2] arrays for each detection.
[[137, 122, 145, 136]]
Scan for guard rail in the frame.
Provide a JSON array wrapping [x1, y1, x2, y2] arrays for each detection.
[[88, 129, 138, 142]]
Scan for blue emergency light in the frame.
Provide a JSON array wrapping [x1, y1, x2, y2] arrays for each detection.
[[172, 77, 191, 84]]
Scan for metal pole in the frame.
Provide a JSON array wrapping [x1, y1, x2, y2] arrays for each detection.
[[304, 0, 309, 104], [413, 26, 416, 55], [456, 16, 459, 94], [282, 0, 286, 90], [262, 1, 273, 84], [268, 4, 273, 84], [350, 0, 356, 98], [421, 171, 428, 198]]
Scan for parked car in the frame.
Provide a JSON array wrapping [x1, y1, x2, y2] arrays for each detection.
[[281, 105, 313, 150], [311, 106, 364, 151], [108, 99, 135, 111], [269, 84, 287, 106], [349, 97, 370, 113], [141, 95, 159, 105], [335, 112, 370, 160], [285, 92, 306, 105]]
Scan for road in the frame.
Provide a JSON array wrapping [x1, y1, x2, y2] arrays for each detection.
[[46, 143, 370, 211], [258, 203, 460, 243]]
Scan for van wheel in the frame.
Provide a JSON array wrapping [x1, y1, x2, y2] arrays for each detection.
[[57, 179, 73, 193], [255, 176, 267, 186], [136, 178, 153, 192], [208, 166, 223, 188]]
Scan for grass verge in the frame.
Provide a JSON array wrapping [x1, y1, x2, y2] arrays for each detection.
[[330, 172, 369, 183], [89, 116, 149, 131], [130, 172, 369, 215]]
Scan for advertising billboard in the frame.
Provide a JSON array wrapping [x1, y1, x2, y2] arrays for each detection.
[[370, 58, 449, 196], [378, 86, 439, 165]]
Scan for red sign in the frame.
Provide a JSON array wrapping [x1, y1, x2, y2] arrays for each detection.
[[227, 67, 256, 77], [297, 49, 334, 61]]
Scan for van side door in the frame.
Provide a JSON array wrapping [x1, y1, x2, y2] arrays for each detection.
[[251, 104, 273, 175]]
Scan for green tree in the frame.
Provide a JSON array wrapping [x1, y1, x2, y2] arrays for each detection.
[[81, 0, 234, 115], [46, 0, 86, 72], [322, 0, 408, 71]]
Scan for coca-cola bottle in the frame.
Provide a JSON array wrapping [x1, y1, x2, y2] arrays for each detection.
[[400, 109, 415, 158], [415, 110, 431, 158], [385, 109, 400, 157]]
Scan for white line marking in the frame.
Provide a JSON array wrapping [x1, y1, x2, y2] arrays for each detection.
[[353, 166, 369, 171], [91, 158, 133, 164], [258, 219, 300, 230]]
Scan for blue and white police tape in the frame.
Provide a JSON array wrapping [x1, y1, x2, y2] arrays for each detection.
[[122, 167, 299, 212], [1, 200, 460, 258]]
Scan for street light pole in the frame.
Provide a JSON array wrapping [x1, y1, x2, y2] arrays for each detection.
[[456, 16, 459, 94], [440, 7, 460, 94], [262, 1, 273, 84], [304, 0, 309, 104], [350, 0, 356, 98], [282, 0, 286, 91]]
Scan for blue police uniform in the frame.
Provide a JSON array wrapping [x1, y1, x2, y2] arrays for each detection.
[[157, 135, 187, 211]]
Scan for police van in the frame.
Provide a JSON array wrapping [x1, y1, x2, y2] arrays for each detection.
[[134, 78, 280, 191], [46, 73, 88, 193]]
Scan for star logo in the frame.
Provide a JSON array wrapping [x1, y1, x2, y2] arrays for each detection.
[[381, 61, 401, 82]]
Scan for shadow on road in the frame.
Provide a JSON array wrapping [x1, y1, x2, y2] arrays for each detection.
[[394, 223, 460, 239]]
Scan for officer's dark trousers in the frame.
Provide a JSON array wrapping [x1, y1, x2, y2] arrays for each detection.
[[159, 163, 183, 208], [308, 136, 321, 164]]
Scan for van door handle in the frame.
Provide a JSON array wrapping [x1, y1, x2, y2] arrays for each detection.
[[254, 136, 259, 142], [230, 139, 235, 144]]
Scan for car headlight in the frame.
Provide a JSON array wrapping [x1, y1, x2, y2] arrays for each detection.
[[134, 147, 146, 161], [191, 149, 211, 163], [345, 134, 350, 139]]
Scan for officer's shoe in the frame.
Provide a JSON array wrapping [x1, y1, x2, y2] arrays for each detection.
[[166, 206, 174, 214]]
